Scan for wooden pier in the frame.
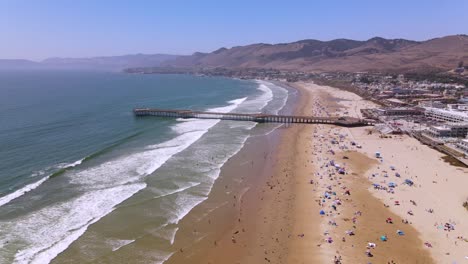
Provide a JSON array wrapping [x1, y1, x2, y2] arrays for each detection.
[[133, 108, 375, 127]]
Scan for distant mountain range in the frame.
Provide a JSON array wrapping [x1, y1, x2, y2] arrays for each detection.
[[0, 54, 179, 71], [2, 35, 467, 73], [162, 35, 468, 73]]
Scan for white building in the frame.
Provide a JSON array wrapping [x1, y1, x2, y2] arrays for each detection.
[[424, 107, 468, 123], [375, 107, 423, 116], [456, 138, 468, 155], [426, 123, 468, 138], [447, 104, 468, 111]]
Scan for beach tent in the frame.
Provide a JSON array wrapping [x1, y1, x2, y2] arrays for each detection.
[[320, 210, 325, 215], [395, 172, 401, 177], [397, 230, 405, 236], [388, 182, 397, 188], [404, 179, 414, 186], [380, 235, 387, 241]]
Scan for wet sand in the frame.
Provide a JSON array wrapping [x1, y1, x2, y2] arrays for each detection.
[[166, 84, 315, 264]]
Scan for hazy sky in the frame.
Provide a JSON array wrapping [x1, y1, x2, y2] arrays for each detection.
[[1, 0, 467, 60]]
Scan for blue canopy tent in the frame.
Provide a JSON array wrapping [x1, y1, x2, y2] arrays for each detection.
[[404, 179, 414, 186]]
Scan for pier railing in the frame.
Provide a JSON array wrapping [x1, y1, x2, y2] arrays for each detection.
[[133, 108, 375, 127]]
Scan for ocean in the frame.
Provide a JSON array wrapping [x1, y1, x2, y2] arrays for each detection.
[[0, 70, 289, 263]]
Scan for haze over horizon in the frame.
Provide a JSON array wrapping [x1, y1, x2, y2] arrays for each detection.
[[2, 0, 467, 61]]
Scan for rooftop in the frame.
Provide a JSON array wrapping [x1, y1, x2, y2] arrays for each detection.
[[425, 107, 468, 118]]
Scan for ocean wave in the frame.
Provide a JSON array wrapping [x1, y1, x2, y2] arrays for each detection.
[[255, 81, 274, 111], [12, 183, 146, 264], [256, 80, 288, 115], [153, 225, 179, 245], [81, 131, 143, 163], [0, 177, 50, 208], [109, 239, 135, 252], [0, 158, 85, 208]]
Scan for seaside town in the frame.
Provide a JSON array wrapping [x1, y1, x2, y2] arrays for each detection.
[[130, 65, 468, 166]]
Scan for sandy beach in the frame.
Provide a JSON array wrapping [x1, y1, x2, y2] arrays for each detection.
[[292, 82, 468, 263], [166, 81, 467, 264]]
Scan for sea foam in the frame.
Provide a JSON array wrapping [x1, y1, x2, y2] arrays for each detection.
[[0, 158, 84, 208]]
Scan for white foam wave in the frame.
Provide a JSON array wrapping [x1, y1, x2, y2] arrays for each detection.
[[169, 193, 208, 225], [256, 80, 288, 114], [0, 177, 50, 208], [153, 182, 201, 200], [57, 158, 84, 169], [152, 250, 174, 264], [256, 81, 274, 111], [234, 81, 273, 114], [109, 239, 135, 252], [226, 97, 247, 106], [13, 183, 146, 264], [153, 226, 179, 245], [0, 158, 84, 208]]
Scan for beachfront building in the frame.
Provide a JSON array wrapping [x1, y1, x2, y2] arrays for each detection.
[[447, 104, 468, 111], [375, 107, 423, 116], [426, 123, 468, 138], [424, 107, 468, 123], [418, 101, 445, 108], [456, 138, 468, 155]]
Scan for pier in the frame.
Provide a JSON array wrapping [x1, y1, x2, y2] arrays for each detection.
[[133, 108, 375, 127]]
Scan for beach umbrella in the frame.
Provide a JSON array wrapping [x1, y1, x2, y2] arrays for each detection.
[[380, 235, 387, 241], [320, 210, 325, 215], [397, 230, 405, 236]]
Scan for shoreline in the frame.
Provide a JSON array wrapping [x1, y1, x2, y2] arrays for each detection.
[[165, 79, 468, 264], [165, 80, 306, 263]]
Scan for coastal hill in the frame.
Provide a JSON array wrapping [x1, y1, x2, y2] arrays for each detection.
[[163, 35, 468, 73], [0, 54, 179, 71], [0, 59, 41, 69]]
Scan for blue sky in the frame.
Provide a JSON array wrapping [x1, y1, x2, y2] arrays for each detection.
[[1, 0, 467, 60]]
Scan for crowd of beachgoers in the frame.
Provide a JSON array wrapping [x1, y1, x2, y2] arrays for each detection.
[[293, 82, 468, 263]]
